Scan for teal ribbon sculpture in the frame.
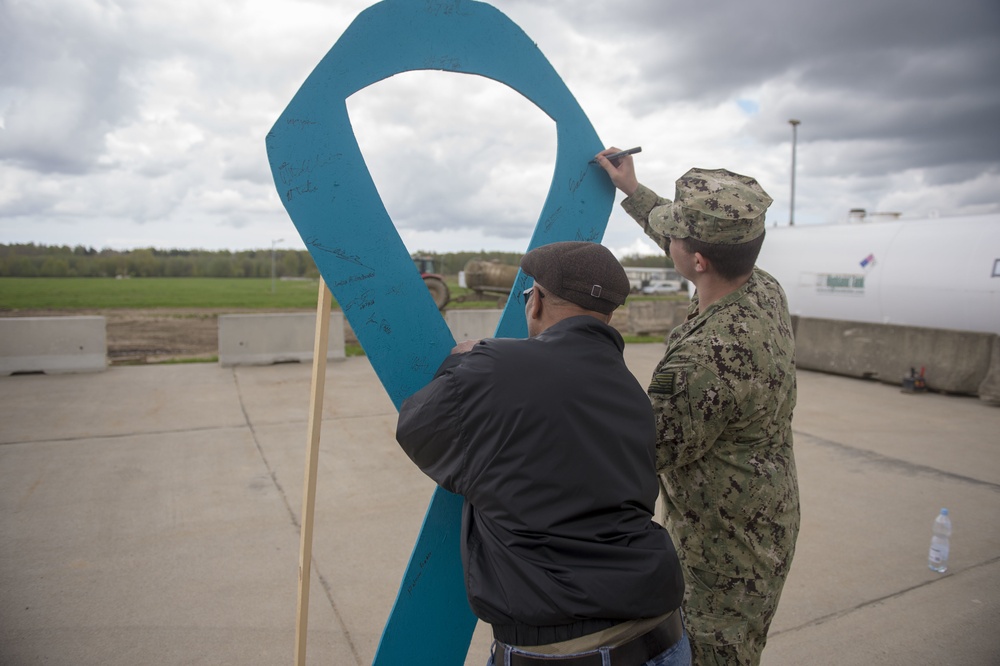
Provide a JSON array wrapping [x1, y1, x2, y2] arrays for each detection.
[[266, 1, 613, 662]]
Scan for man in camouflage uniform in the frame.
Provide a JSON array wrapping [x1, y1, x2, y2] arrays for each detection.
[[595, 151, 800, 666]]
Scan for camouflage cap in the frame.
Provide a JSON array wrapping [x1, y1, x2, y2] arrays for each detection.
[[650, 167, 773, 244], [520, 241, 629, 315]]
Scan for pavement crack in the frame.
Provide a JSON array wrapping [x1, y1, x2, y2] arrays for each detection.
[[230, 368, 363, 665], [796, 431, 1000, 493], [312, 554, 364, 665], [231, 369, 300, 529], [771, 555, 1000, 637], [0, 424, 248, 447]]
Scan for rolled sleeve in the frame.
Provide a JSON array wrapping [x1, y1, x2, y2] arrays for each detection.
[[621, 183, 671, 251]]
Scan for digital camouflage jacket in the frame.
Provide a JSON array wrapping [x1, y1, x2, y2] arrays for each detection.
[[623, 184, 800, 596]]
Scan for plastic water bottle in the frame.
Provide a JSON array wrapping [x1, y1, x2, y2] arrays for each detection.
[[928, 508, 952, 573]]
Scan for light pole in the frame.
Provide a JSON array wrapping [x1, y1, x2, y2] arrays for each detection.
[[271, 238, 284, 293], [788, 119, 801, 226]]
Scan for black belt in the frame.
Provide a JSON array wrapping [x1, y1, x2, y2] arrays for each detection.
[[492, 610, 684, 666]]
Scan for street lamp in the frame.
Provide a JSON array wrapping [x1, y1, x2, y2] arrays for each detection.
[[271, 238, 284, 293], [788, 119, 801, 226]]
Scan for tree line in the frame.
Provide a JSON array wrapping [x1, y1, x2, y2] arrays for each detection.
[[0, 244, 670, 278], [0, 244, 319, 279]]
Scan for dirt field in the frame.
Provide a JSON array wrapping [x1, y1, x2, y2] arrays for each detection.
[[5, 309, 312, 364]]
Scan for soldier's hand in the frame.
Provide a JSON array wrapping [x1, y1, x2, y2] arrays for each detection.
[[594, 146, 639, 197]]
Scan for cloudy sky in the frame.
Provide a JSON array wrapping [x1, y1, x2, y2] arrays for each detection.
[[2, 0, 998, 258]]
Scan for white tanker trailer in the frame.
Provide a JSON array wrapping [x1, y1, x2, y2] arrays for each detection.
[[752, 211, 1000, 400], [755, 211, 1000, 336]]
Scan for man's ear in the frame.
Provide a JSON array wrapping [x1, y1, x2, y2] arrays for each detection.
[[693, 252, 710, 274], [528, 290, 544, 320]]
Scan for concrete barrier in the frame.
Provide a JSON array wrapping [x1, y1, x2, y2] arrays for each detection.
[[0, 316, 107, 375], [978, 336, 1000, 404], [445, 309, 502, 341], [625, 300, 689, 336], [218, 313, 346, 367], [342, 310, 503, 347], [793, 317, 999, 399], [437, 303, 689, 341], [442, 308, 644, 342]]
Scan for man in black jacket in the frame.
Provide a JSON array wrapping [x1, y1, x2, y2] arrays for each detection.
[[396, 241, 690, 665]]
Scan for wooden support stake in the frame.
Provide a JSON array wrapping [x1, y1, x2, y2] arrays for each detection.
[[294, 277, 333, 666]]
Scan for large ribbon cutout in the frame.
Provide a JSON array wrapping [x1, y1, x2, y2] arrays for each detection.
[[266, 1, 614, 663]]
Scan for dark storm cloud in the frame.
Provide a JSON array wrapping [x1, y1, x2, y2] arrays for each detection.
[[502, 0, 1000, 192], [618, 0, 1000, 104], [639, 0, 1000, 171]]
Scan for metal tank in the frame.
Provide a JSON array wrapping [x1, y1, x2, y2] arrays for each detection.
[[755, 213, 1000, 335], [463, 259, 519, 298]]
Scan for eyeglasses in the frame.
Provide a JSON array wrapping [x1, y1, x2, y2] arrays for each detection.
[[522, 286, 544, 301]]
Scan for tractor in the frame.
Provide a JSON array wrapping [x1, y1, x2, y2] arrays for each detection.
[[412, 255, 450, 310]]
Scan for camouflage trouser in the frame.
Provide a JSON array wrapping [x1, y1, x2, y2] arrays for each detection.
[[681, 566, 785, 666]]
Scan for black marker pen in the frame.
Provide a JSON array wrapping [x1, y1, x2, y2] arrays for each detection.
[[590, 146, 642, 164]]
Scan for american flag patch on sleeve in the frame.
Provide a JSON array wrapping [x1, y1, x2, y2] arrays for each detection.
[[648, 371, 676, 395]]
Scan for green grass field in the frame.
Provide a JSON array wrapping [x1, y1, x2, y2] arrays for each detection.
[[0, 277, 326, 310]]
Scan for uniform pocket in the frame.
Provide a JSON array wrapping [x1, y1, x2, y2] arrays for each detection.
[[683, 566, 768, 647], [685, 607, 747, 647]]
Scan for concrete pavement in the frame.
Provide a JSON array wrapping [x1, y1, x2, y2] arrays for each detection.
[[1, 345, 998, 665]]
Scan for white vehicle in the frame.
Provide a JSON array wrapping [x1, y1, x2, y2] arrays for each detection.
[[641, 279, 683, 294]]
